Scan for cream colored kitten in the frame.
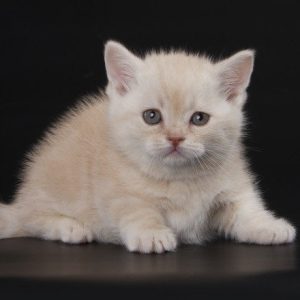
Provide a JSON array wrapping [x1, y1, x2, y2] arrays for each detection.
[[0, 41, 296, 253]]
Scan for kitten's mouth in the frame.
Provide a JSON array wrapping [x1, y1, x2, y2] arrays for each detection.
[[164, 147, 184, 158]]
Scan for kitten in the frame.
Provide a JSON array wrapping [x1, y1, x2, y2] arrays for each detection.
[[0, 41, 296, 253]]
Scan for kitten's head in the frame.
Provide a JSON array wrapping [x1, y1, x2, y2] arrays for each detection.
[[104, 41, 254, 180]]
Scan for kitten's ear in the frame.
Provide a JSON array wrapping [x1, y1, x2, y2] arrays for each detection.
[[217, 50, 255, 102], [104, 41, 143, 95]]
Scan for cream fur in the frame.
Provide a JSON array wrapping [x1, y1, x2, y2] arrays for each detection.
[[0, 41, 296, 253]]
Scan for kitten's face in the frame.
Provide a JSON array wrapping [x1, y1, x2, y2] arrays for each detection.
[[105, 42, 254, 179]]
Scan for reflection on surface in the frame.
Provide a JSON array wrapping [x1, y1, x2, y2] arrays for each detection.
[[0, 238, 297, 281]]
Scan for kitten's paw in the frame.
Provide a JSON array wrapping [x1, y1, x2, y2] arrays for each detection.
[[57, 218, 93, 244], [239, 218, 296, 245], [124, 227, 177, 254]]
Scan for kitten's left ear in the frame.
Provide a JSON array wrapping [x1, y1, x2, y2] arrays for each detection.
[[217, 50, 255, 102], [104, 41, 143, 96]]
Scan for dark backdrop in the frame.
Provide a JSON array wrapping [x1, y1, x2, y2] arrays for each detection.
[[1, 2, 300, 224]]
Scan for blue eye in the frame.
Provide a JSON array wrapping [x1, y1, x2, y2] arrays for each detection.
[[190, 112, 210, 126], [143, 109, 162, 125]]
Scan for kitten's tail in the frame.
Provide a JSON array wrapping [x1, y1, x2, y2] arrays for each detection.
[[0, 200, 27, 239]]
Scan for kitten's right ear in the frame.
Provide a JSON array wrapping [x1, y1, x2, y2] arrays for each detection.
[[104, 41, 142, 96]]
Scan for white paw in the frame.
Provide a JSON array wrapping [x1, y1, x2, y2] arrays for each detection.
[[124, 227, 177, 254], [58, 218, 93, 244], [239, 218, 296, 245]]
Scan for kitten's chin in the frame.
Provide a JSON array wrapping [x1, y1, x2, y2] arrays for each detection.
[[162, 151, 191, 167], [136, 145, 205, 179], [143, 158, 200, 181], [160, 146, 205, 168], [138, 152, 202, 181]]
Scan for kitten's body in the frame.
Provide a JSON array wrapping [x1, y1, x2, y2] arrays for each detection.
[[0, 42, 295, 253]]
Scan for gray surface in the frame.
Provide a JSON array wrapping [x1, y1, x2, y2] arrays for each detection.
[[0, 238, 297, 283]]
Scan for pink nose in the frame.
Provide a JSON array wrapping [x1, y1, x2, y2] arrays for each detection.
[[167, 136, 185, 147]]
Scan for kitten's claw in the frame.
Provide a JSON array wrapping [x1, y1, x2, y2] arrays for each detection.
[[124, 227, 177, 254]]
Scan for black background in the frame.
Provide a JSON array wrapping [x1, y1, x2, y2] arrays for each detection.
[[1, 1, 300, 226]]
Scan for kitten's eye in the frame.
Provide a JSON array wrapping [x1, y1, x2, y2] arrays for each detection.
[[190, 112, 210, 126], [143, 109, 162, 125]]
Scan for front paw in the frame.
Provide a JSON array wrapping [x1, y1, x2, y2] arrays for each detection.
[[123, 226, 177, 254], [238, 218, 296, 245]]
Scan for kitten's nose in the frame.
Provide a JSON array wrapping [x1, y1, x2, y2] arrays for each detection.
[[167, 136, 185, 148]]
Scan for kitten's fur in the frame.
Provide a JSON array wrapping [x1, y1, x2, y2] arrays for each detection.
[[0, 41, 296, 253]]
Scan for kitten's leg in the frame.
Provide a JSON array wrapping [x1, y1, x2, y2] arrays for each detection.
[[0, 203, 28, 238], [212, 186, 296, 245], [1, 202, 93, 243], [114, 200, 177, 253], [25, 214, 93, 244]]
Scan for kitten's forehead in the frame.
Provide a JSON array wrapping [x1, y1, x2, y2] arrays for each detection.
[[142, 52, 222, 114], [145, 52, 214, 86]]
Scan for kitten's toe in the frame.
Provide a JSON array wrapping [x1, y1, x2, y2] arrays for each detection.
[[239, 218, 296, 245], [85, 227, 94, 243], [124, 227, 177, 254]]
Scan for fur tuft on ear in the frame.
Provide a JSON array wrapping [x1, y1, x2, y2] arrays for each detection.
[[104, 41, 142, 96], [217, 50, 255, 101]]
